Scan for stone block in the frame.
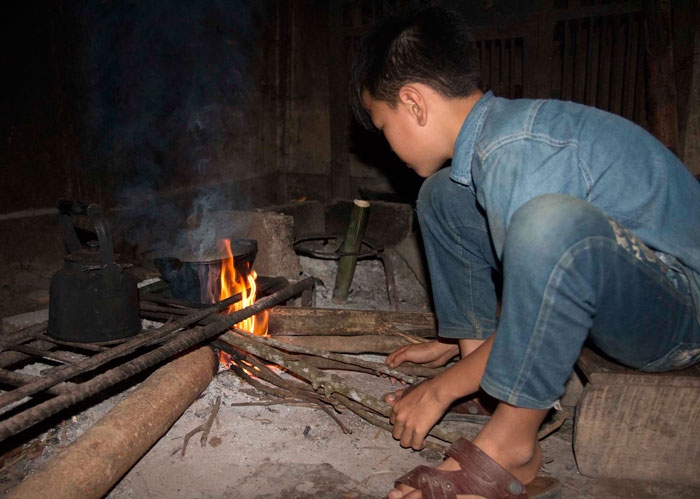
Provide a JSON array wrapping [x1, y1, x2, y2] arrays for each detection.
[[261, 200, 326, 238]]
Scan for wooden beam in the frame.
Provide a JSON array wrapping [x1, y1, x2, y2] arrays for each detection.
[[267, 306, 437, 338]]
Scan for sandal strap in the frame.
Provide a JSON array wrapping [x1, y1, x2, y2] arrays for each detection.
[[395, 438, 527, 499], [395, 465, 460, 499], [445, 438, 528, 498]]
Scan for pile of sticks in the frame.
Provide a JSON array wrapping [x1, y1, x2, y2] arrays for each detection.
[[208, 309, 565, 450], [214, 327, 464, 452], [140, 284, 465, 451]]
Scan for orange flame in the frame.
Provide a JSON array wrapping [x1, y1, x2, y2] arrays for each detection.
[[218, 350, 261, 376], [218, 239, 268, 336]]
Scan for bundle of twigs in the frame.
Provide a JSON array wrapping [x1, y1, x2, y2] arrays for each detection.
[[214, 327, 568, 449], [214, 328, 468, 453]]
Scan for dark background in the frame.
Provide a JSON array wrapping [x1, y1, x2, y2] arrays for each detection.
[[0, 0, 697, 271]]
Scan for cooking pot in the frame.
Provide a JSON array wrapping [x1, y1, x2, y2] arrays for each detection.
[[48, 200, 142, 343], [153, 238, 257, 305]]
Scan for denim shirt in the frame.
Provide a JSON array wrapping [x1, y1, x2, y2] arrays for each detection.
[[451, 91, 700, 321]]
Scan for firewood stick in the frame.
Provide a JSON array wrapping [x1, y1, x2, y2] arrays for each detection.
[[377, 320, 429, 344], [271, 334, 410, 354], [142, 305, 434, 345], [333, 393, 450, 454], [226, 352, 351, 434], [232, 328, 416, 383], [224, 346, 342, 410], [180, 395, 222, 457], [380, 249, 399, 311], [278, 354, 445, 379]]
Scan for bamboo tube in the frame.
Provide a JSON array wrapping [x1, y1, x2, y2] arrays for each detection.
[[332, 199, 370, 303], [6, 346, 217, 499]]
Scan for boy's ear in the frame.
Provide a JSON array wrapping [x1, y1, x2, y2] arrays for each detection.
[[398, 85, 428, 126]]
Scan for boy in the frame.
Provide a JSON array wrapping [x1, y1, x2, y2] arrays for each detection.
[[350, 6, 700, 499]]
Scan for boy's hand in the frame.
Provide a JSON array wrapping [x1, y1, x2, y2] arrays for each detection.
[[385, 339, 459, 369], [384, 378, 450, 450]]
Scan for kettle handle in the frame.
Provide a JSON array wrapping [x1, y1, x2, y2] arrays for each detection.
[[57, 199, 87, 254], [87, 204, 115, 267], [56, 199, 115, 267]]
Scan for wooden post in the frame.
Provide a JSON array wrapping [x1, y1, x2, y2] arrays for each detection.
[[644, 0, 680, 154], [328, 0, 352, 199], [332, 200, 370, 303]]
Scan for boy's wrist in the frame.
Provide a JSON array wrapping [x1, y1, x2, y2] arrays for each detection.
[[435, 338, 461, 356], [430, 370, 465, 408]]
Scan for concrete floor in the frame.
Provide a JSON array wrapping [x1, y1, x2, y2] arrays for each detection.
[[1, 251, 699, 498]]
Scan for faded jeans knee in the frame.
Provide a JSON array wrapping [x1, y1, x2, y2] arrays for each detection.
[[503, 194, 612, 277]]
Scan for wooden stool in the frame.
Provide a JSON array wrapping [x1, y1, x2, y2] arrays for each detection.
[[573, 348, 700, 485]]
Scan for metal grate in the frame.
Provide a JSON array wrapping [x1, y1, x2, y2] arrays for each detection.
[[0, 276, 313, 443]]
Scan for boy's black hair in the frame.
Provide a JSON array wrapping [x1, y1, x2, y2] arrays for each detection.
[[350, 6, 481, 130]]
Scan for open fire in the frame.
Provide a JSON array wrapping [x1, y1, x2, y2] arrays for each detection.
[[215, 238, 268, 371], [216, 238, 268, 336]]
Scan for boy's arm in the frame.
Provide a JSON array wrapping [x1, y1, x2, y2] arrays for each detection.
[[387, 334, 496, 449]]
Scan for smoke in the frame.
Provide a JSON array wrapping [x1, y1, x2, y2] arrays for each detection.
[[174, 188, 240, 260], [73, 0, 272, 257]]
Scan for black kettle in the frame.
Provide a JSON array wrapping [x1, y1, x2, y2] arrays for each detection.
[[47, 200, 142, 343]]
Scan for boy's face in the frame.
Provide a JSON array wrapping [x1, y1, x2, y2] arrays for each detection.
[[362, 90, 446, 178]]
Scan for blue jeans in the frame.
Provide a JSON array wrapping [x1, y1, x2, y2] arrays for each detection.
[[418, 168, 700, 409]]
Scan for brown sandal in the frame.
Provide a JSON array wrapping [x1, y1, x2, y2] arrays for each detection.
[[394, 438, 561, 499]]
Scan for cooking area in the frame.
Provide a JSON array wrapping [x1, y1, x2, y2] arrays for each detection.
[[2, 1, 699, 498]]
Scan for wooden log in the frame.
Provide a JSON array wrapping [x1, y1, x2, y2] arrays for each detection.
[[272, 334, 407, 354], [332, 199, 370, 304], [6, 346, 217, 499], [267, 306, 437, 338], [573, 348, 700, 486]]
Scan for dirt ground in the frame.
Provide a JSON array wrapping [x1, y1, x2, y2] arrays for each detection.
[[1, 251, 699, 498]]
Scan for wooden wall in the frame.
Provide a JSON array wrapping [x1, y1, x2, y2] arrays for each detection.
[[330, 0, 699, 185]]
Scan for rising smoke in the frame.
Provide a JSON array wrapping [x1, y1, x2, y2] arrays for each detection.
[[74, 0, 271, 258]]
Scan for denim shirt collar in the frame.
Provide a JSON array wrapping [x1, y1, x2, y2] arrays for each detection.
[[450, 91, 495, 189]]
